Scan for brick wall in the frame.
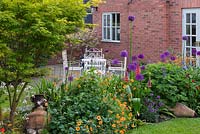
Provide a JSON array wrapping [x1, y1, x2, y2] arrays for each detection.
[[93, 0, 200, 63]]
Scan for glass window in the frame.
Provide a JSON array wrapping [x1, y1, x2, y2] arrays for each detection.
[[102, 13, 120, 42]]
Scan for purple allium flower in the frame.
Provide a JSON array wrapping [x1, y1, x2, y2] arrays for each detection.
[[182, 35, 188, 41], [128, 16, 135, 21], [141, 65, 145, 70], [135, 74, 144, 81], [128, 63, 136, 71], [164, 51, 170, 57], [157, 96, 160, 99], [170, 56, 176, 61], [120, 50, 128, 57], [138, 54, 144, 59], [192, 48, 197, 55], [65, 67, 68, 70], [112, 59, 119, 64], [197, 51, 200, 56], [68, 75, 73, 82], [160, 54, 165, 59], [132, 55, 137, 61]]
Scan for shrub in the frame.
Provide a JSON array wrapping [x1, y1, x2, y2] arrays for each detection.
[[47, 70, 135, 134]]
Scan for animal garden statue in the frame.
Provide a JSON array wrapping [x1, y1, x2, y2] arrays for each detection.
[[25, 95, 49, 134]]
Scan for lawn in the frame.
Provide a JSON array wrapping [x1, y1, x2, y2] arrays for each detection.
[[128, 118, 200, 134]]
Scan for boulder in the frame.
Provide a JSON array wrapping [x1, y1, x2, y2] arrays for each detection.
[[170, 103, 196, 117]]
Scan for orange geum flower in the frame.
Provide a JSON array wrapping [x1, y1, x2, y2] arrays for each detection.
[[76, 127, 80, 131], [99, 120, 103, 125], [112, 124, 116, 128], [120, 130, 125, 134], [120, 117, 125, 122], [90, 127, 93, 131], [96, 115, 101, 120]]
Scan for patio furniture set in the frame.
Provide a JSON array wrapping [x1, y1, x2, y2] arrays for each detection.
[[62, 48, 127, 82]]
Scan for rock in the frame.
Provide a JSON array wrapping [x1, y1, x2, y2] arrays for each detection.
[[170, 103, 196, 117]]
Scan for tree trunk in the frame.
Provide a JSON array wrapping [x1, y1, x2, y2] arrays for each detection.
[[9, 102, 17, 127]]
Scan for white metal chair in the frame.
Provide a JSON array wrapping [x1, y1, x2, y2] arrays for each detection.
[[84, 47, 104, 59], [82, 58, 106, 74], [108, 57, 127, 77]]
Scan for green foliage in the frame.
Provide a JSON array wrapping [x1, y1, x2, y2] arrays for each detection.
[[142, 63, 200, 115], [0, 0, 90, 127], [42, 71, 135, 134]]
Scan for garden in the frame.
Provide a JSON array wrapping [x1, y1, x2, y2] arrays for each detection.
[[1, 0, 200, 134]]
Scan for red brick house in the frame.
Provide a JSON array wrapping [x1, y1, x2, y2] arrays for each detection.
[[92, 0, 200, 64]]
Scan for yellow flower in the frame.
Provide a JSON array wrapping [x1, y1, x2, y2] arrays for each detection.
[[77, 84, 81, 88], [130, 79, 134, 83], [90, 127, 93, 131], [131, 124, 135, 128], [7, 123, 12, 127], [76, 127, 80, 131], [112, 124, 116, 128], [99, 120, 103, 125], [108, 110, 113, 113], [65, 85, 68, 91], [128, 113, 133, 117], [75, 77, 79, 81], [116, 114, 120, 119], [123, 85, 127, 89], [133, 87, 137, 90], [76, 120, 82, 126], [96, 115, 101, 120]]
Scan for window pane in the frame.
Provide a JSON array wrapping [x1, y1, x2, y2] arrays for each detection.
[[186, 25, 190, 35], [117, 14, 120, 26], [107, 15, 110, 26], [112, 14, 116, 26], [186, 48, 190, 57], [186, 37, 190, 46], [192, 13, 196, 23], [103, 28, 106, 39], [107, 28, 110, 39], [192, 25, 196, 35], [186, 13, 190, 23], [192, 37, 196, 46], [103, 15, 106, 26], [112, 28, 116, 40], [117, 28, 120, 41]]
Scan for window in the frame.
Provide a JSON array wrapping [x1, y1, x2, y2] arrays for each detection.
[[102, 13, 120, 42], [182, 8, 200, 66]]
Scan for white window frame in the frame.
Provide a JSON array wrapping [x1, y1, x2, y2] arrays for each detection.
[[102, 12, 120, 42], [182, 8, 200, 66]]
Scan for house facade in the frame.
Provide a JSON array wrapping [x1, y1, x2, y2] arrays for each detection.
[[92, 0, 200, 63]]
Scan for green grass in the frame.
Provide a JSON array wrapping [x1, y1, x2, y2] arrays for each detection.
[[128, 118, 200, 134]]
